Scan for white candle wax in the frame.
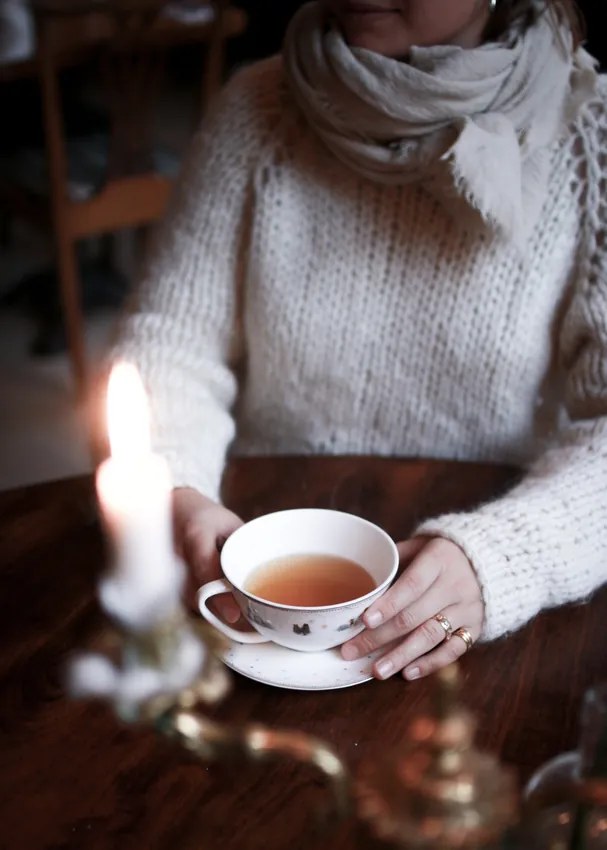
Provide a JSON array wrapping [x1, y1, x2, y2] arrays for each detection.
[[96, 363, 181, 629]]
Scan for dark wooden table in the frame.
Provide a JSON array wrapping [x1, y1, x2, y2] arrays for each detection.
[[1, 456, 606, 850]]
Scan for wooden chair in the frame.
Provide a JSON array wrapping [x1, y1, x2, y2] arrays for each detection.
[[2, 0, 246, 397]]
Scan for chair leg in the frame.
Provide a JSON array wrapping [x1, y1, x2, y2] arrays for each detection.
[[85, 362, 110, 466], [201, 1, 227, 114], [55, 232, 87, 399], [37, 21, 87, 398]]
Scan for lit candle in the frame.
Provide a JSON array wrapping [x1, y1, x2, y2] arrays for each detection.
[[96, 363, 182, 630]]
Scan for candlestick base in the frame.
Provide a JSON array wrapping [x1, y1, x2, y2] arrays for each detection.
[[72, 613, 349, 829], [354, 664, 518, 850]]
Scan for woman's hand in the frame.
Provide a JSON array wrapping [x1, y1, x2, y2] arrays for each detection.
[[341, 537, 484, 680], [172, 487, 243, 620]]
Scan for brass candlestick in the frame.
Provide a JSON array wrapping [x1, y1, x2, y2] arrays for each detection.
[[523, 683, 607, 850], [72, 609, 349, 826], [355, 664, 518, 850], [75, 602, 526, 848]]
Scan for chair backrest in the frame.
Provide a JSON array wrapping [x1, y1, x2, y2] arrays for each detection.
[[33, 0, 233, 192]]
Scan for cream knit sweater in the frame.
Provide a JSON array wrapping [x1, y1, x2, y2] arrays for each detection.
[[117, 57, 607, 641]]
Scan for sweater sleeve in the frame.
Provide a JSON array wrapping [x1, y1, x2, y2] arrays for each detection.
[[112, 62, 276, 501], [416, 104, 607, 641]]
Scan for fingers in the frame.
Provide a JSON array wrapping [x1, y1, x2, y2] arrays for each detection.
[[401, 622, 478, 681], [372, 603, 481, 681], [181, 523, 222, 586], [396, 537, 427, 563], [178, 500, 242, 586], [183, 570, 202, 613], [210, 593, 242, 625], [341, 536, 484, 680], [210, 531, 242, 623], [174, 490, 244, 624], [182, 560, 240, 623], [341, 578, 449, 660], [361, 543, 440, 629], [182, 527, 241, 623]]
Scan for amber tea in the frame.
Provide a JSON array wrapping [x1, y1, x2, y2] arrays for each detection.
[[245, 553, 376, 606]]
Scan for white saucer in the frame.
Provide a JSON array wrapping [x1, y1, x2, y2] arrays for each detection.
[[220, 639, 382, 691]]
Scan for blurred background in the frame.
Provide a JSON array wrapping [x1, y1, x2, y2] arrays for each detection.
[[0, 0, 603, 491]]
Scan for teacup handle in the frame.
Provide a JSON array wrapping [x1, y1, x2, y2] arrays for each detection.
[[197, 579, 269, 644]]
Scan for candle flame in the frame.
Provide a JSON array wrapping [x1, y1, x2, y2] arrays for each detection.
[[107, 362, 151, 461]]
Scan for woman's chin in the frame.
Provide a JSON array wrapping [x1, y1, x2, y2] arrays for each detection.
[[342, 28, 410, 57]]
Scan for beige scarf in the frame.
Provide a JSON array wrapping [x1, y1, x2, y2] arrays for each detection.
[[283, 1, 597, 244]]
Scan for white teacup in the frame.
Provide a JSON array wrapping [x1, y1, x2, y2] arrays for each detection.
[[197, 508, 399, 652]]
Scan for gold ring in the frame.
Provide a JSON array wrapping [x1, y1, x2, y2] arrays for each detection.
[[433, 613, 453, 641], [452, 627, 474, 652]]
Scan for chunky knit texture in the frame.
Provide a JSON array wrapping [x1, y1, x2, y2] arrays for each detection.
[[116, 57, 607, 641]]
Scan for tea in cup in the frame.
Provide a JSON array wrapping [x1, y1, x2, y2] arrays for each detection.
[[197, 508, 399, 652]]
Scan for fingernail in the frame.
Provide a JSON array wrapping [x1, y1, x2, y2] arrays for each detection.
[[366, 610, 383, 628], [405, 667, 421, 681], [376, 659, 393, 679], [342, 644, 359, 661]]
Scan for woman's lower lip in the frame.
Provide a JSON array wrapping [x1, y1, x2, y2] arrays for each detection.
[[341, 11, 400, 24], [342, 4, 399, 14]]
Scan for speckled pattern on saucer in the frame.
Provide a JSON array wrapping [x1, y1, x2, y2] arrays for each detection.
[[220, 639, 383, 690]]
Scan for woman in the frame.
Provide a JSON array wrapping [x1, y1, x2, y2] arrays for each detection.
[[116, 0, 607, 680]]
